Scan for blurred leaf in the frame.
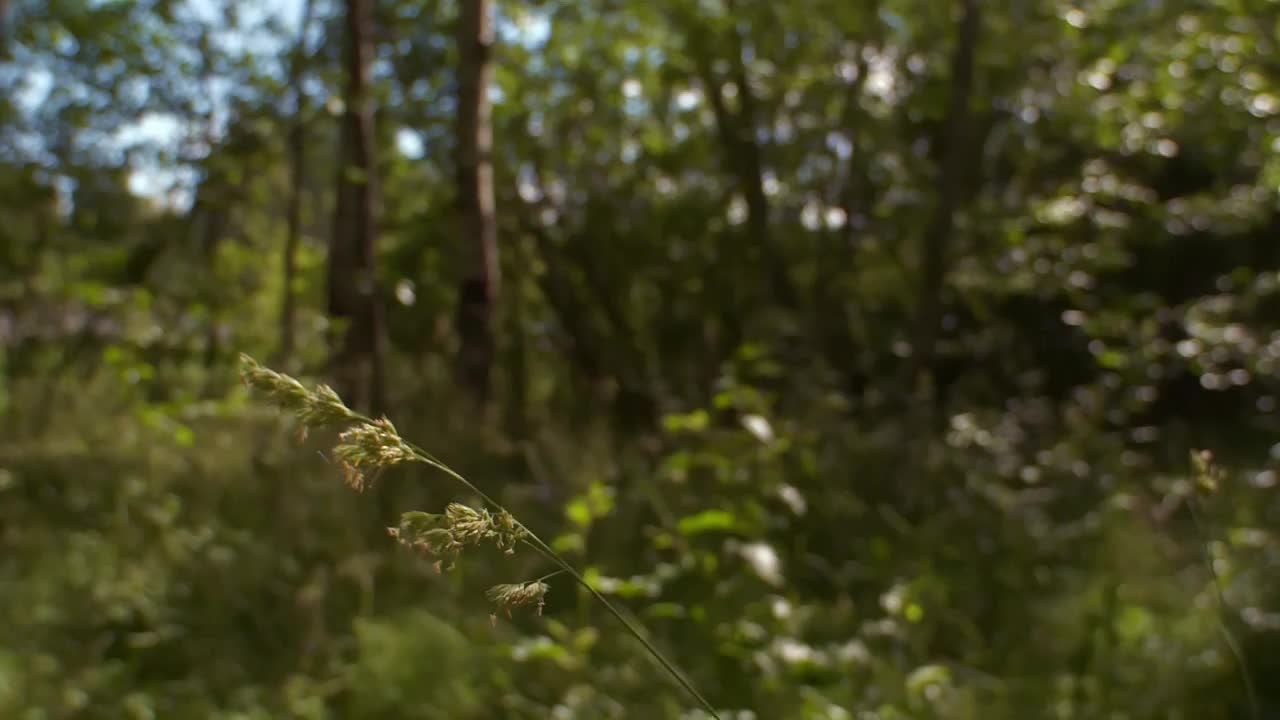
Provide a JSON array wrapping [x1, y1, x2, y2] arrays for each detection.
[[677, 509, 738, 536]]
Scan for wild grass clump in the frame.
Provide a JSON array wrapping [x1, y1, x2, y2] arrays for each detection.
[[239, 354, 721, 719]]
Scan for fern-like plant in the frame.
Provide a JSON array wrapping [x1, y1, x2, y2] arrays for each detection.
[[239, 354, 721, 718]]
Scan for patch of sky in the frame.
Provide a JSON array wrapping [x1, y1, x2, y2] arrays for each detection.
[[8, 0, 549, 206]]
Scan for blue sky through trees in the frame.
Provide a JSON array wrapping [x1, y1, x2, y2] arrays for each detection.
[[7, 0, 549, 208]]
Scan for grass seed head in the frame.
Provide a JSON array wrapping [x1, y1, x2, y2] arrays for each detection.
[[486, 581, 550, 618]]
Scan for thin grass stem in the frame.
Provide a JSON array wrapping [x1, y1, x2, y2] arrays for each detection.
[[350, 410, 723, 720]]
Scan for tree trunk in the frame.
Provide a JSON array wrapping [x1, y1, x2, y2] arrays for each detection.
[[813, 48, 874, 397], [695, 4, 798, 311], [455, 0, 501, 408], [504, 238, 529, 442], [280, 0, 315, 365], [327, 0, 386, 414], [912, 0, 981, 397]]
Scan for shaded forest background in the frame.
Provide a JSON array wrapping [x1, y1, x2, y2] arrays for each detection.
[[3, 0, 1280, 717]]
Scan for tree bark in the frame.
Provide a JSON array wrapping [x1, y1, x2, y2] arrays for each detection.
[[815, 48, 872, 396], [280, 0, 315, 365], [912, 0, 981, 396], [455, 0, 501, 407], [694, 3, 798, 311], [327, 0, 386, 414]]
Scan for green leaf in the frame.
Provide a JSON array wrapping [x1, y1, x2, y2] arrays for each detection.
[[662, 409, 710, 433], [676, 509, 737, 536], [1097, 350, 1128, 369], [906, 664, 951, 697], [551, 532, 584, 554], [565, 498, 592, 527], [172, 424, 195, 447]]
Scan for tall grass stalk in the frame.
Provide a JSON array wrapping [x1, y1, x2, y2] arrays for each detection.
[[1188, 450, 1258, 720], [239, 354, 721, 719]]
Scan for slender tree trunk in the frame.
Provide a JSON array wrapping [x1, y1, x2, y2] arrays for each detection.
[[327, 0, 386, 414], [504, 238, 529, 442], [725, 10, 796, 310], [816, 49, 872, 395], [912, 0, 981, 397], [520, 148, 658, 431], [695, 3, 798, 311], [280, 0, 315, 365], [455, 0, 501, 407]]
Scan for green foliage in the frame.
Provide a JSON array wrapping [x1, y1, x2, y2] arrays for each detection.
[[3, 0, 1280, 717], [241, 354, 720, 716], [347, 610, 484, 719]]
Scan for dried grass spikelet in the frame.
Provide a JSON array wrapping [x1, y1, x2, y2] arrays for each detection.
[[332, 418, 417, 491], [239, 353, 310, 412], [486, 580, 550, 618], [489, 508, 526, 554], [389, 504, 530, 572], [445, 503, 528, 554], [1191, 448, 1224, 495], [389, 511, 465, 571], [298, 384, 358, 427], [445, 503, 493, 545], [239, 355, 357, 439]]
